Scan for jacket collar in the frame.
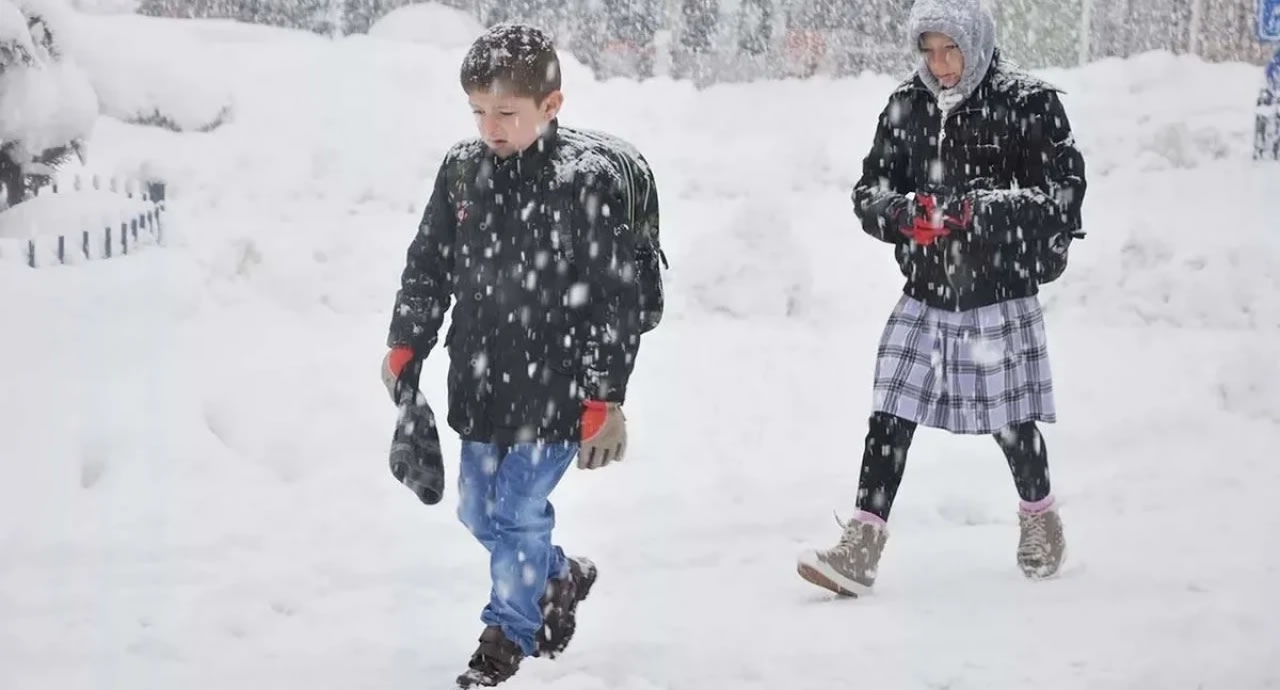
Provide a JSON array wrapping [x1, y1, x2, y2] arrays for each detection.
[[489, 118, 559, 175]]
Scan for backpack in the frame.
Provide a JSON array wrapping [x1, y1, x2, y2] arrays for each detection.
[[561, 128, 667, 333], [611, 147, 666, 333]]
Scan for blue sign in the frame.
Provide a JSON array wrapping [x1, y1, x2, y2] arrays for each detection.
[[1261, 0, 1280, 41]]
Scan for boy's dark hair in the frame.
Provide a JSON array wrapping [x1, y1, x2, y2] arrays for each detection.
[[460, 23, 562, 102]]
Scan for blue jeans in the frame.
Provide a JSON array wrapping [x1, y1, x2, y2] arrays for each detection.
[[456, 441, 577, 656]]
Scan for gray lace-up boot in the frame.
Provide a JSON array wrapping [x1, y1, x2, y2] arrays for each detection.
[[796, 512, 889, 597]]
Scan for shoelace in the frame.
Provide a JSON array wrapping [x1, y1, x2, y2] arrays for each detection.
[[832, 509, 848, 530], [832, 511, 868, 548], [1019, 514, 1050, 556]]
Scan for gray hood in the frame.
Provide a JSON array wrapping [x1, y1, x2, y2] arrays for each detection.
[[908, 0, 997, 102]]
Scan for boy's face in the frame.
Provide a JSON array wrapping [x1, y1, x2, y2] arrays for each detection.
[[468, 87, 564, 158], [920, 31, 964, 89]]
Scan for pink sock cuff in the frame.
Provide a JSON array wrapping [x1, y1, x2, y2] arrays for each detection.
[[854, 510, 887, 527], [1019, 495, 1056, 515]]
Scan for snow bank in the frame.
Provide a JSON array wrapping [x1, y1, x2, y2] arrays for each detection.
[[366, 1, 484, 49], [680, 197, 814, 319], [66, 0, 136, 12], [63, 15, 240, 132]]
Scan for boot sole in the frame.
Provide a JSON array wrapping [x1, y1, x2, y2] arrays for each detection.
[[796, 553, 871, 598]]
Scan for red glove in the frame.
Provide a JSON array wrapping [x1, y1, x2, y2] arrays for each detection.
[[580, 400, 626, 469], [901, 194, 949, 246], [582, 400, 608, 439], [899, 194, 971, 246], [381, 346, 415, 401]]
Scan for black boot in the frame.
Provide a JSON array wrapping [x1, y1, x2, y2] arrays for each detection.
[[455, 626, 523, 688], [536, 556, 598, 658]]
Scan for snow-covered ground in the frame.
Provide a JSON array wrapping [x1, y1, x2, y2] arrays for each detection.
[[1, 6, 1278, 690]]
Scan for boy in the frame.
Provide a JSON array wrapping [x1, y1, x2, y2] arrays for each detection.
[[381, 23, 663, 689], [796, 0, 1086, 597]]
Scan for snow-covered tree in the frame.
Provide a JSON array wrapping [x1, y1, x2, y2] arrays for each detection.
[[0, 0, 97, 208]]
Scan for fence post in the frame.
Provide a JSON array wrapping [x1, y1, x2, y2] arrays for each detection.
[[147, 182, 166, 205]]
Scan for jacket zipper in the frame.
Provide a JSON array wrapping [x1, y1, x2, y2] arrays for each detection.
[[936, 102, 973, 307]]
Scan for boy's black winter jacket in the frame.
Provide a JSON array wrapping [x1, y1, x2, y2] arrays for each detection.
[[853, 55, 1087, 311], [388, 120, 655, 445]]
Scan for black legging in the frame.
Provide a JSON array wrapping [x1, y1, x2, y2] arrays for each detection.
[[855, 412, 1050, 521]]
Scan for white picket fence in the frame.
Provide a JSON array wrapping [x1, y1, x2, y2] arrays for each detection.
[[0, 176, 167, 268]]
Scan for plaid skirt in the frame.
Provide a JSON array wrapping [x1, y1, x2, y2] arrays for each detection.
[[871, 294, 1056, 435]]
